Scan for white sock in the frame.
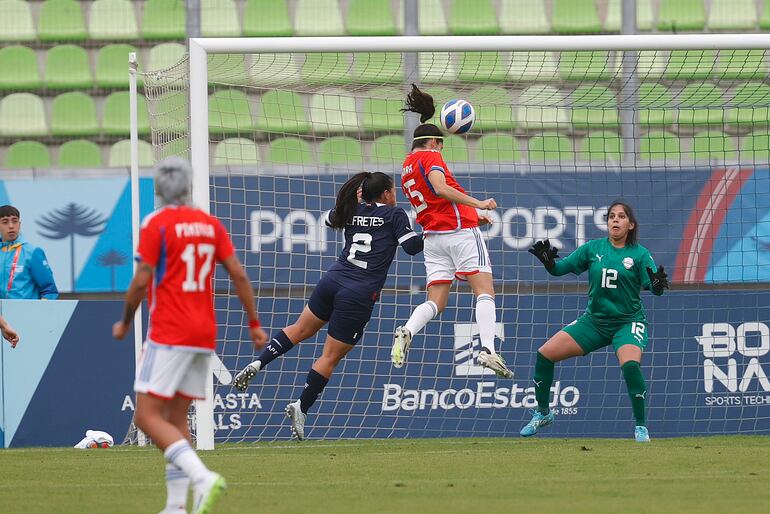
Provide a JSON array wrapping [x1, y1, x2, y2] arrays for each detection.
[[476, 294, 496, 353], [165, 463, 190, 510], [404, 301, 438, 338], [164, 439, 209, 485]]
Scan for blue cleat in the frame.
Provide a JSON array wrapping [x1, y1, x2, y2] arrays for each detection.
[[520, 409, 555, 437], [635, 425, 650, 443]]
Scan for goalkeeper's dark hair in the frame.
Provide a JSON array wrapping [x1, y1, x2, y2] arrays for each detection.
[[401, 84, 444, 150], [607, 200, 638, 246], [0, 205, 20, 219], [329, 172, 394, 229]]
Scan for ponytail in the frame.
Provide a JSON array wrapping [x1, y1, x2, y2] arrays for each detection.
[[401, 84, 444, 150], [328, 172, 394, 229]]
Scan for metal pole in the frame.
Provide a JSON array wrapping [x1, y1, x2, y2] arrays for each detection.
[[403, 0, 420, 152], [186, 0, 201, 38], [620, 0, 639, 166]]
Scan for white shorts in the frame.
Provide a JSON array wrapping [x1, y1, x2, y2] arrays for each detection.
[[424, 227, 492, 287], [134, 341, 212, 400]]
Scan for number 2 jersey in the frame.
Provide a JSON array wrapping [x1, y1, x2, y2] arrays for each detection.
[[325, 202, 422, 295], [548, 238, 662, 325], [137, 205, 235, 350], [401, 149, 479, 233]]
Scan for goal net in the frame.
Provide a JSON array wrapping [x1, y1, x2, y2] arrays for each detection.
[[138, 36, 770, 445]]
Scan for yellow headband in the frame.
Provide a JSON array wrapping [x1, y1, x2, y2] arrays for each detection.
[[413, 135, 443, 141]]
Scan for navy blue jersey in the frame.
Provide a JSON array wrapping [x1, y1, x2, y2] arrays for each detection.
[[325, 203, 420, 293]]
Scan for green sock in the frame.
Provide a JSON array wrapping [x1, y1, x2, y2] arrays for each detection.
[[622, 360, 647, 426], [534, 351, 555, 415]]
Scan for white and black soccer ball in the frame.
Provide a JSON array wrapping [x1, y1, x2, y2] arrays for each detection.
[[440, 99, 475, 134]]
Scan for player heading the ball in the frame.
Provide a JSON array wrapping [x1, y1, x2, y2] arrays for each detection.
[[392, 85, 512, 379]]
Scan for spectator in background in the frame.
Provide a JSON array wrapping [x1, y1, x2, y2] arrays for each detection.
[[0, 205, 58, 299]]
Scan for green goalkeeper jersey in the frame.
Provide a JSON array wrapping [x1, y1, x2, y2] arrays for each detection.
[[548, 238, 662, 325]]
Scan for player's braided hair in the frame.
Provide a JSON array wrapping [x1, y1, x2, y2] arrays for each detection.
[[607, 200, 639, 246], [329, 171, 394, 229], [401, 84, 444, 150]]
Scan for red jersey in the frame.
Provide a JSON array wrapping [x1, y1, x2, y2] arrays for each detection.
[[401, 149, 479, 233], [137, 206, 235, 350]]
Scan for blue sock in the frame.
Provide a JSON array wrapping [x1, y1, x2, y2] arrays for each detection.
[[299, 368, 329, 414], [257, 330, 295, 368]]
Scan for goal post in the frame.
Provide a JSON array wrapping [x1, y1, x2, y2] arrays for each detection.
[[136, 34, 770, 448]]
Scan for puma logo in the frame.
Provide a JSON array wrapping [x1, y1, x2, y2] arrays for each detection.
[[534, 379, 543, 387], [596, 254, 603, 261], [635, 391, 647, 400]]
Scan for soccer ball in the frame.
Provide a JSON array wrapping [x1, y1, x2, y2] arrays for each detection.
[[440, 99, 475, 134]]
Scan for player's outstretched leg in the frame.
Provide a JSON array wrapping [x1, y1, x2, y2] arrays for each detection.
[[285, 400, 307, 441], [191, 472, 227, 514], [520, 409, 556, 437], [634, 425, 650, 443], [233, 360, 261, 391], [476, 348, 513, 378], [233, 330, 296, 391], [391, 326, 412, 368], [392, 300, 439, 367]]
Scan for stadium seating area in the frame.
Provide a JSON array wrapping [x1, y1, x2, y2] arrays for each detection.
[[1, 0, 770, 168]]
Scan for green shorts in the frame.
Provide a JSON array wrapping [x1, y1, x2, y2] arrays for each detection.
[[561, 315, 648, 355]]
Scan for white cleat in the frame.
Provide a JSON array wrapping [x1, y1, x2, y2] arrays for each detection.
[[285, 400, 307, 441], [391, 326, 412, 368], [192, 472, 226, 514], [477, 348, 514, 379], [157, 509, 186, 514], [233, 360, 261, 392]]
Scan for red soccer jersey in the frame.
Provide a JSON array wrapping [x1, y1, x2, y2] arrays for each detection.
[[137, 206, 235, 350], [401, 149, 479, 232]]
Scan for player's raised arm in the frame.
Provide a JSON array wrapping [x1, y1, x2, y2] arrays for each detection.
[[112, 261, 152, 340], [0, 314, 19, 348], [426, 170, 496, 210], [220, 254, 267, 347]]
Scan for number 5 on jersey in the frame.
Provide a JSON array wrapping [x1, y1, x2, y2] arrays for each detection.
[[403, 178, 427, 213], [181, 243, 215, 292]]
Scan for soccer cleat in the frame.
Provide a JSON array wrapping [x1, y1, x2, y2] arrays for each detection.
[[285, 400, 307, 441], [520, 409, 555, 437], [157, 509, 186, 514], [476, 348, 514, 378], [233, 360, 261, 392], [192, 472, 226, 514], [635, 425, 650, 443], [391, 326, 412, 368]]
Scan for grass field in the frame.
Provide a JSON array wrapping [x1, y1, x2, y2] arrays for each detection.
[[1, 436, 768, 513]]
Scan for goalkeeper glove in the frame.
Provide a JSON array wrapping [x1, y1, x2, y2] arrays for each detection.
[[529, 239, 559, 271], [646, 265, 669, 294]]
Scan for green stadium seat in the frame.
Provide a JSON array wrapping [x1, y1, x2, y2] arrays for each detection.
[[0, 46, 41, 90], [295, 0, 344, 36], [419, 52, 458, 83], [153, 92, 188, 133], [441, 135, 469, 163], [95, 44, 138, 88], [638, 84, 676, 126], [38, 0, 87, 42], [44, 45, 92, 90], [208, 89, 256, 135], [468, 86, 515, 131], [570, 86, 619, 129], [370, 135, 404, 163], [739, 132, 770, 163], [108, 139, 154, 167], [528, 132, 572, 163], [579, 131, 622, 162], [89, 0, 139, 40], [148, 43, 186, 71], [352, 53, 403, 84], [499, 0, 549, 34], [515, 85, 569, 130], [449, 0, 498, 35], [397, 0, 447, 35], [318, 137, 363, 165], [309, 89, 359, 133], [267, 137, 312, 165], [243, 0, 292, 37], [103, 92, 150, 136], [635, 51, 667, 81], [727, 83, 770, 128], [200, 0, 240, 37], [664, 50, 717, 80], [5, 141, 50, 168], [551, 0, 601, 34], [762, 0, 770, 30], [457, 52, 508, 82], [248, 53, 302, 87], [0, 0, 35, 41], [0, 93, 48, 137], [157, 136, 188, 160], [257, 90, 310, 135], [142, 0, 186, 40], [476, 134, 520, 163], [692, 131, 736, 161], [302, 53, 351, 86], [51, 92, 98, 136], [658, 0, 705, 31], [58, 140, 102, 167], [347, 0, 397, 36], [604, 0, 654, 31], [508, 52, 558, 82], [714, 50, 766, 80], [415, 86, 456, 126], [560, 51, 616, 81], [676, 83, 725, 127], [362, 87, 404, 132], [708, 0, 756, 30], [213, 138, 260, 166], [208, 54, 250, 86], [639, 131, 680, 162]]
